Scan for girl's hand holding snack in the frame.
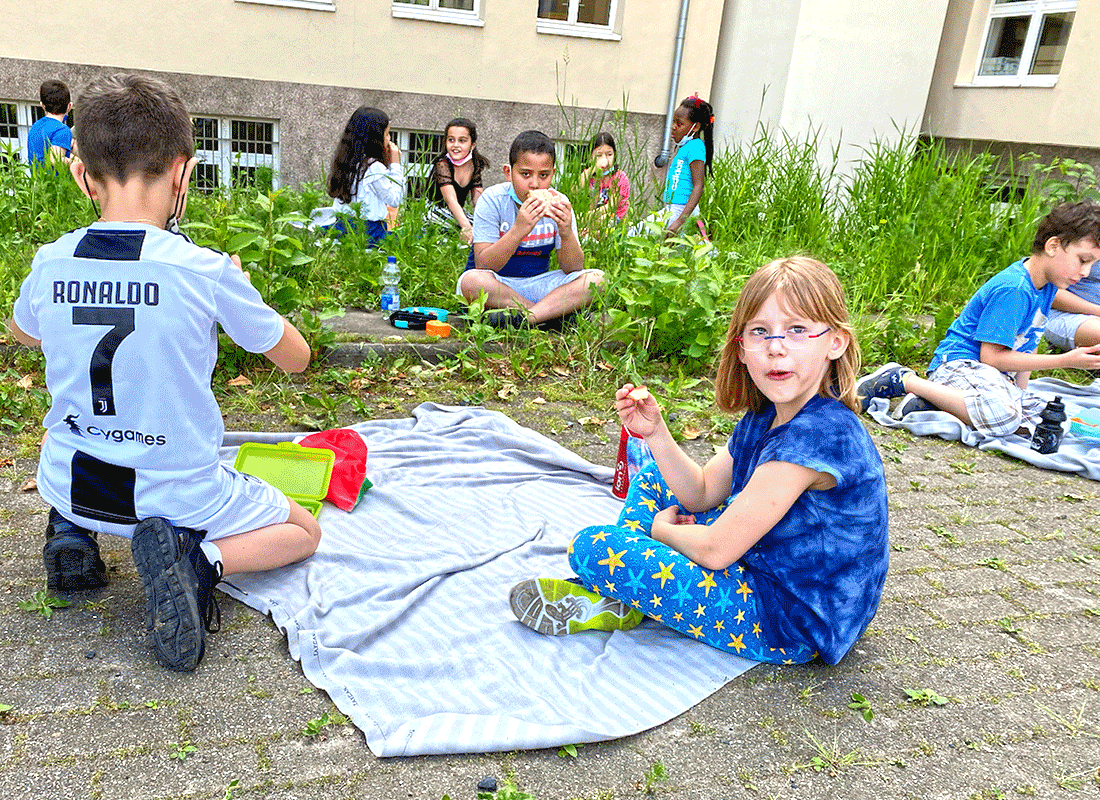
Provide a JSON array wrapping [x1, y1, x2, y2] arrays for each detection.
[[615, 383, 661, 437]]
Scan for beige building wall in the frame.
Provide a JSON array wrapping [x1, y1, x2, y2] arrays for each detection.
[[923, 0, 1100, 170], [1, 0, 724, 187], [711, 0, 951, 173]]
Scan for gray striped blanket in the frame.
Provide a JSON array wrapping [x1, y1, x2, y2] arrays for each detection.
[[220, 404, 754, 756]]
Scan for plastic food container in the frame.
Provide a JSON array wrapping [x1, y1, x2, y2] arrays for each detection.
[[233, 441, 335, 518], [1069, 407, 1100, 439]]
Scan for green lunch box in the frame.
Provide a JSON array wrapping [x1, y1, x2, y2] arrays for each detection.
[[233, 441, 335, 518]]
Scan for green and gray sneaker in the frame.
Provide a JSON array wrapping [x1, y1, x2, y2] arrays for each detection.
[[509, 578, 644, 636]]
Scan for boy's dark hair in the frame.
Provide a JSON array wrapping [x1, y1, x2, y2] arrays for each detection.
[[1032, 201, 1100, 253], [509, 130, 555, 166], [443, 117, 489, 170], [327, 106, 390, 203], [75, 74, 193, 184], [39, 80, 70, 115]]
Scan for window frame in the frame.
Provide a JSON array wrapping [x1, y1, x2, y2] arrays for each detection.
[[0, 101, 52, 161], [391, 0, 484, 28], [192, 115, 281, 191], [390, 128, 445, 193], [537, 0, 622, 41], [971, 0, 1077, 87]]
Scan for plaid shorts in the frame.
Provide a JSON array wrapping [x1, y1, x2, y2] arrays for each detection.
[[928, 359, 1047, 436]]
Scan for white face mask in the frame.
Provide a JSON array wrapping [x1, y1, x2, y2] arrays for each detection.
[[673, 124, 698, 147]]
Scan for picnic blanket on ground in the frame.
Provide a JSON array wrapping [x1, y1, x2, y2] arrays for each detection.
[[219, 403, 755, 756], [865, 376, 1100, 481]]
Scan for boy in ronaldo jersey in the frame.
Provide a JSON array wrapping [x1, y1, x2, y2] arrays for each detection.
[[8, 74, 322, 672]]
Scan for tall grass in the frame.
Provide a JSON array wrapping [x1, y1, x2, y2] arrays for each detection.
[[0, 130, 1090, 373]]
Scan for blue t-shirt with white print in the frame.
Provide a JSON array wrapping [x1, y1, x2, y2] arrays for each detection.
[[929, 258, 1057, 372]]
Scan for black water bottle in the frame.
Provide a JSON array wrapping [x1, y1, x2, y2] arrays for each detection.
[[1031, 396, 1067, 455]]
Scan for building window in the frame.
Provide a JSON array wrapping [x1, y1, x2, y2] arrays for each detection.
[[976, 0, 1076, 85], [0, 101, 50, 162], [391, 129, 444, 194], [537, 0, 620, 40], [392, 0, 483, 27], [193, 116, 279, 190]]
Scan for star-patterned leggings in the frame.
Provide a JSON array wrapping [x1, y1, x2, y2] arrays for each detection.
[[568, 462, 817, 664]]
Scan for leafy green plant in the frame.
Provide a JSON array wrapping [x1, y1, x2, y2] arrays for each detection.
[[848, 693, 874, 721], [557, 742, 583, 759], [640, 760, 669, 793], [300, 710, 349, 739], [170, 741, 197, 761], [18, 586, 71, 618], [905, 688, 949, 706]]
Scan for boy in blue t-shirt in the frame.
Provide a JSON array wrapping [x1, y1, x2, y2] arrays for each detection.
[[858, 201, 1100, 436], [9, 74, 321, 672], [458, 130, 603, 328], [26, 79, 73, 167]]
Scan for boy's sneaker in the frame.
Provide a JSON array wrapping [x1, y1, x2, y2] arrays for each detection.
[[486, 309, 530, 329], [856, 363, 913, 413], [509, 577, 644, 636], [131, 518, 216, 672], [43, 508, 109, 591], [182, 531, 223, 636], [893, 393, 938, 419]]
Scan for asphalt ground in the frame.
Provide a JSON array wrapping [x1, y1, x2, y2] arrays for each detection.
[[1, 317, 1098, 800]]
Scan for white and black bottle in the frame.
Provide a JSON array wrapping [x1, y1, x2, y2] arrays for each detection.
[[1031, 396, 1067, 455], [380, 256, 400, 320]]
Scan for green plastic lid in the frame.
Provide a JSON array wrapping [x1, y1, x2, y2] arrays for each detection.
[[233, 442, 335, 516]]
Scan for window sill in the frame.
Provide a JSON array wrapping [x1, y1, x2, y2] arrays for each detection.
[[958, 75, 1059, 89], [536, 20, 621, 41], [236, 0, 336, 11], [392, 6, 484, 27]]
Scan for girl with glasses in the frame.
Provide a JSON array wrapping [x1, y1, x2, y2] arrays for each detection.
[[510, 257, 889, 665]]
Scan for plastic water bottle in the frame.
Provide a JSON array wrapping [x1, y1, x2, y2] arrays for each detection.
[[1031, 396, 1067, 455], [380, 256, 400, 320]]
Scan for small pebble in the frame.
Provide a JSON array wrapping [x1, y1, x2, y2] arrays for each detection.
[[476, 776, 498, 793], [85, 650, 96, 659]]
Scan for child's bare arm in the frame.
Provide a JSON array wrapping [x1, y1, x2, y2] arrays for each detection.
[[1052, 289, 1100, 317], [547, 197, 585, 272], [650, 460, 821, 570], [667, 160, 706, 235], [980, 340, 1100, 373], [616, 383, 731, 512], [263, 318, 310, 373], [8, 318, 40, 348], [472, 197, 546, 271]]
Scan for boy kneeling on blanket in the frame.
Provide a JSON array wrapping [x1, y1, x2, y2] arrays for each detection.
[[858, 201, 1100, 436], [8, 74, 322, 672]]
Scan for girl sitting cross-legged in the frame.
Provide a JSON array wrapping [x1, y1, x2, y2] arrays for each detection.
[[510, 256, 890, 665]]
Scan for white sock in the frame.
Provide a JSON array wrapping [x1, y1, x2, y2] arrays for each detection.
[[199, 540, 223, 571]]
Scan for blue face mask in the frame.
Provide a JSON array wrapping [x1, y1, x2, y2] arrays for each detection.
[[508, 185, 522, 205]]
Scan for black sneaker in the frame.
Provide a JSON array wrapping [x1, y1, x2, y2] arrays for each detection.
[[486, 309, 530, 329], [131, 518, 206, 672], [535, 311, 579, 332], [43, 508, 109, 591], [182, 530, 222, 636], [894, 392, 937, 419], [856, 363, 913, 413]]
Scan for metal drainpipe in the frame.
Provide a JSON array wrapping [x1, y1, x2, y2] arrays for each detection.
[[654, 0, 692, 167]]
